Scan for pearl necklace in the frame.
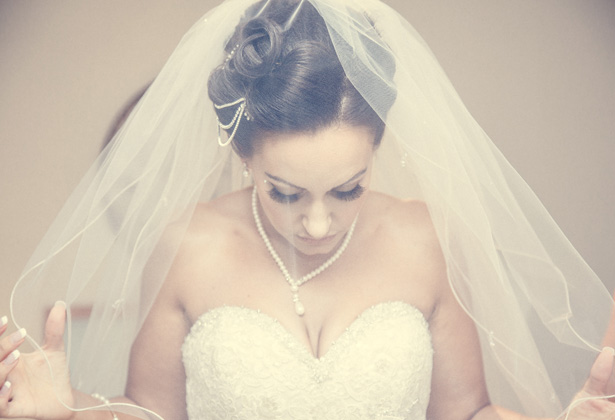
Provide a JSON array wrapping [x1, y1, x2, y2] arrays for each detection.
[[251, 187, 358, 316]]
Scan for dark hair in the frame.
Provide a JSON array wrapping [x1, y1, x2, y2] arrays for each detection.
[[208, 0, 393, 158]]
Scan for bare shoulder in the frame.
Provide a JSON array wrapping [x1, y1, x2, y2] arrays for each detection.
[[162, 188, 255, 291], [361, 192, 448, 304], [188, 189, 253, 240], [364, 191, 439, 246]]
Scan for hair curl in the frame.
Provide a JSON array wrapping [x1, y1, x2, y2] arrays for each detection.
[[208, 0, 394, 158]]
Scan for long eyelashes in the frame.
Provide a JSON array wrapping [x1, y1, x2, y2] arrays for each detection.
[[266, 184, 365, 204], [267, 187, 302, 204], [331, 184, 365, 201]]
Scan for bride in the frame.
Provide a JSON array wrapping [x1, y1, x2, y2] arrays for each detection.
[[1, 0, 613, 419]]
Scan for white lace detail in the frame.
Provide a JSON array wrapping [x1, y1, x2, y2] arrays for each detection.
[[182, 301, 433, 420]]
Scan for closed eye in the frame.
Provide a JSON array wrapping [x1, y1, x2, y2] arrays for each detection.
[[331, 184, 365, 201], [266, 183, 365, 204], [267, 186, 302, 204]]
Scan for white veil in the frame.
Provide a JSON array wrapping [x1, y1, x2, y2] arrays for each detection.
[[10, 0, 612, 418]]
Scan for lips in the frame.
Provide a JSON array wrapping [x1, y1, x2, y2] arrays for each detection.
[[296, 233, 338, 246]]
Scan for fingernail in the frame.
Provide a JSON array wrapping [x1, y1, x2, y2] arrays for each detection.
[[2, 350, 19, 366], [0, 316, 7, 327], [602, 346, 615, 357], [55, 301, 66, 309], [10, 328, 26, 345], [0, 381, 11, 396]]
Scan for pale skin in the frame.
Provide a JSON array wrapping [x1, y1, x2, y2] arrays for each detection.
[[0, 123, 613, 419], [600, 292, 615, 400]]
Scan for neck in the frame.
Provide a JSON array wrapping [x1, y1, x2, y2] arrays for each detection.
[[255, 201, 343, 276], [251, 186, 358, 316]]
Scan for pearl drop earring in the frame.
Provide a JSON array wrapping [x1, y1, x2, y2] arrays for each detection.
[[242, 162, 250, 178]]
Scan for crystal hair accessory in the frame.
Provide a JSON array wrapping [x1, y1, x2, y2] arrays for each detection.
[[214, 97, 252, 147], [251, 186, 358, 316], [214, 0, 305, 148], [222, 43, 240, 69]]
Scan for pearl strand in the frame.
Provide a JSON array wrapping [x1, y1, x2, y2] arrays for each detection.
[[251, 186, 357, 316]]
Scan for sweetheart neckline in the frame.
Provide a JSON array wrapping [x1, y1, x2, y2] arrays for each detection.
[[185, 301, 429, 360]]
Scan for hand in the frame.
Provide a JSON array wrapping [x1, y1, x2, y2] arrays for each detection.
[[564, 347, 615, 420], [0, 302, 75, 420]]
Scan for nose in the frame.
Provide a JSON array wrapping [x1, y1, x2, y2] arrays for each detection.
[[302, 201, 331, 239]]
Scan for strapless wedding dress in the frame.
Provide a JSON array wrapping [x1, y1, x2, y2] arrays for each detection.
[[182, 301, 433, 420]]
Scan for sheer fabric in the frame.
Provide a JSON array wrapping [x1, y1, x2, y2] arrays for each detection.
[[10, 0, 612, 418]]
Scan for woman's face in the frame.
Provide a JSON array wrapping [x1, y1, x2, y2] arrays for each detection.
[[247, 123, 376, 257]]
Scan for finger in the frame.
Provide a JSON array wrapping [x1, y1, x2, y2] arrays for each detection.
[[0, 316, 8, 336], [43, 301, 66, 352], [0, 327, 25, 391], [0, 348, 20, 385], [0, 328, 26, 360], [0, 380, 12, 410], [584, 347, 615, 397]]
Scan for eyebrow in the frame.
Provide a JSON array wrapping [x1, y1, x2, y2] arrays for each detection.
[[265, 168, 367, 190]]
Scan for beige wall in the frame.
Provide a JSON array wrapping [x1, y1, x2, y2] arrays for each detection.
[[1, 1, 613, 343]]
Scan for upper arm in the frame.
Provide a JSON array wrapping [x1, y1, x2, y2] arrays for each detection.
[[124, 234, 193, 420], [427, 277, 490, 420], [391, 199, 490, 420]]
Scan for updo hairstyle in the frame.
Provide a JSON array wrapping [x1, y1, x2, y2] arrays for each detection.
[[208, 0, 393, 158]]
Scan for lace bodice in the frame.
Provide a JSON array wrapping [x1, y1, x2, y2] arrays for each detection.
[[182, 301, 433, 420]]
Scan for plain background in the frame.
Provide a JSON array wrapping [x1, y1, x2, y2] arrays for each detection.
[[1, 1, 614, 346]]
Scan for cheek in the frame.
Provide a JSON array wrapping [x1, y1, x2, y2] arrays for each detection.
[[333, 199, 365, 224], [324, 193, 368, 227]]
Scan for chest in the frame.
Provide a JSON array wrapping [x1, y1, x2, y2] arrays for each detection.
[[182, 302, 433, 420], [183, 234, 436, 318], [179, 219, 439, 359]]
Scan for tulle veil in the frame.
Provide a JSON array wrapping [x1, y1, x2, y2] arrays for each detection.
[[10, 0, 612, 418]]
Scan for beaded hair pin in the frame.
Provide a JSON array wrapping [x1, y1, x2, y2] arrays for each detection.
[[214, 0, 306, 147], [214, 97, 252, 147]]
